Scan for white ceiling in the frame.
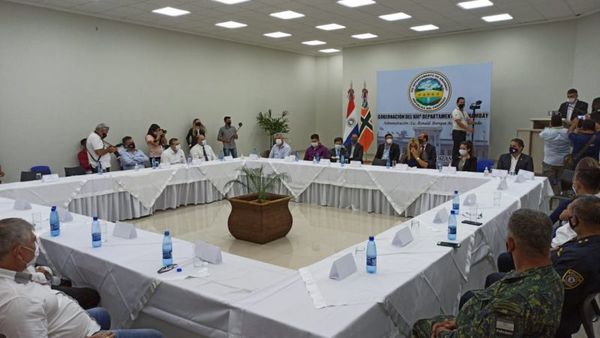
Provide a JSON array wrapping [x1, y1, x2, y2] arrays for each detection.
[[8, 0, 600, 55]]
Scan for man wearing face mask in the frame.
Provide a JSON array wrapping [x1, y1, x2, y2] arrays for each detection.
[[329, 137, 348, 163], [303, 134, 329, 161], [496, 138, 534, 174], [417, 132, 437, 169], [451, 97, 474, 163], [0, 218, 164, 338], [268, 133, 291, 159], [118, 136, 149, 170], [558, 88, 588, 122], [86, 123, 117, 173], [347, 133, 364, 163], [374, 133, 400, 164], [217, 116, 239, 158], [160, 138, 186, 165], [190, 134, 217, 161]]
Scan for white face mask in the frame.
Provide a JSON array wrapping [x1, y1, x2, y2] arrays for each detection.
[[311, 142, 318, 148], [175, 144, 181, 151], [275, 139, 283, 145], [201, 140, 207, 146], [21, 242, 39, 268], [334, 144, 342, 150], [459, 149, 468, 156], [385, 138, 393, 145], [568, 98, 576, 104]]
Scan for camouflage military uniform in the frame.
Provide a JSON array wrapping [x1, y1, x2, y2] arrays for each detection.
[[552, 235, 600, 337], [412, 265, 564, 337]]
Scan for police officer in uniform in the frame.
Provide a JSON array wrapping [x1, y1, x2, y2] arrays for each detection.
[[552, 195, 600, 338], [412, 209, 564, 337]]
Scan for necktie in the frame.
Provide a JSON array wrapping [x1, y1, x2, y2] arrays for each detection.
[[202, 145, 209, 161]]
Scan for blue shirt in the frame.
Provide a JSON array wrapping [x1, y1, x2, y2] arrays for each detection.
[[269, 142, 291, 159], [382, 146, 390, 160], [569, 131, 600, 165], [118, 149, 149, 170], [539, 127, 570, 166]]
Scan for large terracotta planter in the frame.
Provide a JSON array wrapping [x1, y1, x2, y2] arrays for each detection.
[[227, 193, 293, 244]]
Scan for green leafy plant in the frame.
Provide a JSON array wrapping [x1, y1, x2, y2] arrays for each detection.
[[227, 166, 287, 203], [257, 109, 290, 142]]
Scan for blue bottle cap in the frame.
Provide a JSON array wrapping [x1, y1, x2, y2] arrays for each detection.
[[164, 230, 170, 236], [93, 216, 98, 221], [454, 190, 458, 194], [369, 235, 374, 241], [176, 267, 182, 272], [51, 206, 57, 211]]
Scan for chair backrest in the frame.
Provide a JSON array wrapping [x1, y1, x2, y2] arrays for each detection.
[[476, 159, 494, 173], [20, 171, 38, 182], [580, 292, 599, 338], [30, 165, 51, 175], [64, 166, 86, 177]]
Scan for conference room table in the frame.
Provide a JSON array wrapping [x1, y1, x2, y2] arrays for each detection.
[[0, 159, 552, 337]]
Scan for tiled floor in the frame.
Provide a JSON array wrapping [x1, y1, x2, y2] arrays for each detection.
[[131, 200, 404, 269]]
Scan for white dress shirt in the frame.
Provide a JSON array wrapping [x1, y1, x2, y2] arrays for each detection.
[[452, 108, 470, 131], [0, 268, 100, 338], [509, 154, 521, 174], [86, 132, 111, 169], [160, 148, 186, 164], [190, 143, 217, 161]]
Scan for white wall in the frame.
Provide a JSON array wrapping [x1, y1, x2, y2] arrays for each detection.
[[342, 18, 598, 159], [314, 54, 344, 146], [0, 1, 318, 182]]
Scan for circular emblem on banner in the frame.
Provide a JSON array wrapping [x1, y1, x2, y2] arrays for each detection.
[[409, 71, 452, 112], [347, 117, 356, 127]]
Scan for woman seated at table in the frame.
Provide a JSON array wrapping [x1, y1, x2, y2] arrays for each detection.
[[399, 138, 429, 168], [451, 140, 478, 172]]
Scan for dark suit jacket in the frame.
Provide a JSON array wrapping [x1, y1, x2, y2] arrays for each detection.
[[328, 147, 348, 163], [374, 143, 400, 163], [496, 153, 534, 174], [420, 143, 437, 169], [559, 100, 588, 121], [347, 143, 364, 163], [451, 156, 478, 172]]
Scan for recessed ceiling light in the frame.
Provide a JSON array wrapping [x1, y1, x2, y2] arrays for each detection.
[[410, 24, 439, 32], [270, 10, 305, 20], [482, 13, 513, 22], [379, 12, 411, 21], [215, 21, 247, 29], [316, 23, 346, 31], [212, 0, 251, 4], [319, 48, 340, 53], [152, 7, 190, 17], [264, 31, 292, 38], [457, 0, 493, 10], [337, 0, 376, 8], [302, 40, 327, 46], [352, 33, 378, 39]]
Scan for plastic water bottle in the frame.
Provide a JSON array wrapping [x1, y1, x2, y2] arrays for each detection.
[[315, 154, 320, 163], [448, 209, 457, 241], [219, 152, 224, 161], [50, 206, 60, 237], [97, 161, 103, 175], [151, 158, 158, 169], [187, 156, 192, 166], [484, 167, 490, 176], [162, 230, 173, 266], [91, 216, 101, 248], [294, 151, 300, 162], [340, 155, 345, 167], [386, 158, 391, 169], [366, 236, 377, 274], [452, 190, 460, 212]]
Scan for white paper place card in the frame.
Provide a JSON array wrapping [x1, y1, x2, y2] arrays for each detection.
[[191, 159, 204, 165], [497, 177, 508, 190], [492, 169, 508, 178], [194, 240, 222, 264], [516, 169, 534, 183], [13, 199, 32, 210], [57, 208, 73, 222], [319, 159, 331, 165], [223, 155, 234, 161], [329, 253, 357, 280], [350, 160, 362, 167], [395, 163, 409, 170], [392, 226, 414, 247], [441, 166, 457, 174], [433, 207, 449, 224], [463, 193, 477, 206], [285, 155, 296, 162], [113, 222, 137, 239], [41, 174, 59, 183], [248, 154, 260, 160]]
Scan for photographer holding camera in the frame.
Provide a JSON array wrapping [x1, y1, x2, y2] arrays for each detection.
[[217, 116, 242, 158], [86, 123, 118, 173], [146, 123, 168, 164], [186, 118, 207, 148]]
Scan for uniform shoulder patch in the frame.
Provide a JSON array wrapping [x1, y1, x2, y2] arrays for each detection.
[[562, 269, 584, 289]]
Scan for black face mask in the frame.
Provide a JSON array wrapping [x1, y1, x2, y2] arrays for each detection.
[[351, 139, 358, 144], [127, 143, 136, 149], [458, 104, 465, 109], [101, 132, 108, 139], [225, 121, 231, 126], [509, 146, 518, 154]]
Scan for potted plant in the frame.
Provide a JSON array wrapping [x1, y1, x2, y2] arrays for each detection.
[[226, 166, 292, 244], [256, 109, 290, 154]]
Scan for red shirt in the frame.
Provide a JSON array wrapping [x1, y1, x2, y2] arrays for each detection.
[[77, 150, 91, 172]]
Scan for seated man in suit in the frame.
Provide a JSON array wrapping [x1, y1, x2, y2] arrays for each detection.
[[347, 133, 364, 163], [496, 138, 534, 174], [559, 88, 588, 121], [417, 132, 437, 169], [190, 134, 217, 161], [412, 209, 563, 338], [328, 137, 347, 163], [374, 133, 400, 165]]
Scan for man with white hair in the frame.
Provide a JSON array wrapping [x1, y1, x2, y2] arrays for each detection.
[[86, 123, 117, 173], [269, 133, 291, 159]]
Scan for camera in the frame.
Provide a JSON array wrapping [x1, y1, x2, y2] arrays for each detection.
[[238, 122, 243, 127], [469, 100, 482, 110]]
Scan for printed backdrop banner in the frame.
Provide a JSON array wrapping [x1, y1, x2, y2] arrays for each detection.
[[377, 63, 492, 163]]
